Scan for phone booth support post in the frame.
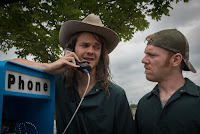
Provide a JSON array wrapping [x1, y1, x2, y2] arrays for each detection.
[[0, 61, 55, 134]]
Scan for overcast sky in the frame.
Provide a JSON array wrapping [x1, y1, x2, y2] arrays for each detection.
[[1, 0, 200, 104]]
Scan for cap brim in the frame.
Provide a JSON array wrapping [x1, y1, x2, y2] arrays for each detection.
[[59, 20, 120, 54], [183, 59, 197, 73]]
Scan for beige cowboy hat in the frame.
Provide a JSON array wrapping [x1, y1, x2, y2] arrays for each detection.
[[59, 14, 120, 54]]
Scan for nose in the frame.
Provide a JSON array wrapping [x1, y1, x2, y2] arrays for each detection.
[[141, 55, 149, 64], [86, 46, 94, 55]]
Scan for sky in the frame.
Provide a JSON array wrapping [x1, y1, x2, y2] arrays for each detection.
[[1, 0, 200, 104]]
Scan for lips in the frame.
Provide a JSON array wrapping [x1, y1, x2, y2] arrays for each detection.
[[145, 69, 151, 73], [83, 57, 94, 62], [144, 66, 151, 73], [145, 67, 150, 70]]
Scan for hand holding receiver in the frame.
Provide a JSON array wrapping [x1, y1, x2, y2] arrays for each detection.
[[64, 48, 91, 73]]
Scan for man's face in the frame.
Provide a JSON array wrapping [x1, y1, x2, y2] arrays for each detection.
[[142, 45, 173, 82], [74, 32, 102, 71]]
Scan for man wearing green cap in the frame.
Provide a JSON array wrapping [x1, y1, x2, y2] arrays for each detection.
[[135, 29, 200, 134], [6, 14, 135, 134]]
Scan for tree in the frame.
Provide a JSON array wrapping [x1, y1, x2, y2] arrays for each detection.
[[0, 0, 190, 62]]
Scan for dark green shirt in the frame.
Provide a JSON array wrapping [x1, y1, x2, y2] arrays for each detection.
[[55, 74, 135, 134], [135, 78, 200, 134]]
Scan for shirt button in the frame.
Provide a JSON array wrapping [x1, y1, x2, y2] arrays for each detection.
[[180, 90, 184, 93], [95, 89, 99, 92]]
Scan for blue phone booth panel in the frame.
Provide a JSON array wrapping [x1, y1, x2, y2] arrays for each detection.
[[0, 61, 55, 134]]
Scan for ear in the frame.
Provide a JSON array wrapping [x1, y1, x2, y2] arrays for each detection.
[[172, 53, 182, 67]]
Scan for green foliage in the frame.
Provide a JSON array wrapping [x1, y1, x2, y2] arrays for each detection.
[[0, 0, 190, 62], [130, 104, 137, 109], [130, 104, 137, 116]]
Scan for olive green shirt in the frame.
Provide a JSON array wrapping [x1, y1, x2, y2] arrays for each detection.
[[135, 78, 200, 134], [55, 74, 135, 134]]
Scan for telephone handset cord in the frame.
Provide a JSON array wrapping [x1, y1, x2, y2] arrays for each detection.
[[62, 69, 90, 134]]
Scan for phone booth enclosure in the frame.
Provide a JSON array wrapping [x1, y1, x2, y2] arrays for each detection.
[[0, 61, 55, 134]]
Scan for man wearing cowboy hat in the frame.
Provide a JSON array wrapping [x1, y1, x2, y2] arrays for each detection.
[[7, 14, 135, 134], [135, 29, 200, 134]]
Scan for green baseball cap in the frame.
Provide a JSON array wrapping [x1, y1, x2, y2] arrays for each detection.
[[146, 29, 196, 73]]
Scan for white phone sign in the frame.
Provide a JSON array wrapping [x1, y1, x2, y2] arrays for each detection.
[[5, 70, 50, 96]]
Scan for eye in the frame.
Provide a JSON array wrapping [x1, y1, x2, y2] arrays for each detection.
[[94, 43, 102, 51], [94, 46, 101, 50], [147, 53, 156, 57], [149, 54, 155, 57], [80, 43, 89, 48]]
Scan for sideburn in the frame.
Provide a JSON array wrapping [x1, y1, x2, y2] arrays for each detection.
[[164, 51, 175, 67]]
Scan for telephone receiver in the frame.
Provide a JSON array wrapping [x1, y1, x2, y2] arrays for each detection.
[[64, 48, 91, 73]]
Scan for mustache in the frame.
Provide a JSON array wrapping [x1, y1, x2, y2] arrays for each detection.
[[144, 65, 150, 69]]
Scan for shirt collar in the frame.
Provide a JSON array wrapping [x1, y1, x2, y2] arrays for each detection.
[[73, 80, 104, 95], [181, 78, 199, 97], [147, 78, 199, 99], [147, 84, 159, 99]]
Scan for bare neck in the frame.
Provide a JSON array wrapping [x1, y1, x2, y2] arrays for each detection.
[[158, 71, 185, 108], [158, 72, 185, 108], [158, 73, 185, 94], [76, 69, 97, 97]]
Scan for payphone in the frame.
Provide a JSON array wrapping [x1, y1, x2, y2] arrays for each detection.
[[0, 61, 55, 134]]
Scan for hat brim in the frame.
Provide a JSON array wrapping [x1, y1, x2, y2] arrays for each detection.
[[183, 59, 196, 73], [59, 20, 120, 54]]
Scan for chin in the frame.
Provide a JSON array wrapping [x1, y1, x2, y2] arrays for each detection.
[[146, 76, 158, 82]]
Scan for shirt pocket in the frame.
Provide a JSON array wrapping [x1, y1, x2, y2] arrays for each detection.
[[166, 119, 200, 134], [165, 120, 186, 133], [96, 108, 109, 121], [93, 108, 113, 133]]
